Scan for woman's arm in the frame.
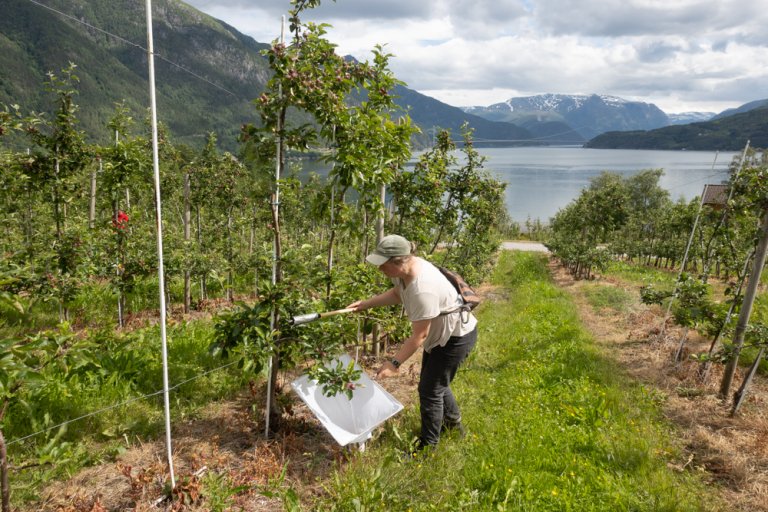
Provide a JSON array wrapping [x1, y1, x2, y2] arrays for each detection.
[[377, 318, 431, 378], [346, 287, 401, 311]]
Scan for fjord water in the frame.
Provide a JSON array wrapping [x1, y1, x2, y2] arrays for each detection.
[[302, 147, 737, 225], [476, 147, 737, 224]]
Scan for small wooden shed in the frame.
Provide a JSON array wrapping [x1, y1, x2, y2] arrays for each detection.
[[701, 184, 728, 209]]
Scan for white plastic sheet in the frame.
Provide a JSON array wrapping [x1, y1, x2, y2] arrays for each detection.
[[291, 354, 403, 446]]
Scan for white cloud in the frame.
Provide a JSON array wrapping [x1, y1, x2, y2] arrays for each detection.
[[184, 0, 768, 113]]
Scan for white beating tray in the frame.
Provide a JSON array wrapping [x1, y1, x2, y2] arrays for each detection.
[[291, 354, 404, 446]]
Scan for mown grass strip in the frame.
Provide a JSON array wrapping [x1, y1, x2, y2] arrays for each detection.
[[316, 251, 719, 511]]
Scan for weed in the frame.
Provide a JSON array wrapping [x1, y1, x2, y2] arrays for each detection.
[[583, 283, 634, 313], [201, 471, 249, 512]]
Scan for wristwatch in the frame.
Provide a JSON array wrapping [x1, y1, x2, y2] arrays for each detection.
[[390, 358, 401, 369]]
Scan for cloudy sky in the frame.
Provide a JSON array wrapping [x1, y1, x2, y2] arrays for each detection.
[[184, 0, 767, 114]]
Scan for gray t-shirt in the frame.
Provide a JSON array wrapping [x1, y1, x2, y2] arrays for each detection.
[[394, 258, 478, 352]]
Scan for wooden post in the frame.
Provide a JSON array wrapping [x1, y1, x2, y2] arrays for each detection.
[[719, 209, 768, 399]]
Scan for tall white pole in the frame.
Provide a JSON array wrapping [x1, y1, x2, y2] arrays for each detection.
[[145, 0, 175, 488], [265, 16, 286, 438]]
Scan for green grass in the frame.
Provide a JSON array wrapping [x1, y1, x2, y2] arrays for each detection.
[[582, 283, 634, 314], [7, 319, 249, 504], [605, 260, 677, 287], [314, 252, 720, 511]]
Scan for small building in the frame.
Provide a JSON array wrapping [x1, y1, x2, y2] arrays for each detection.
[[701, 184, 728, 209]]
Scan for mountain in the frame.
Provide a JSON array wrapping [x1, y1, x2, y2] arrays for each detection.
[[393, 86, 532, 147], [0, 0, 272, 150], [667, 112, 715, 125], [0, 0, 534, 151], [584, 106, 768, 151], [712, 99, 768, 120], [464, 94, 669, 140], [462, 105, 584, 145]]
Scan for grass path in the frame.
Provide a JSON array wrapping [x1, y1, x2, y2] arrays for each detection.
[[315, 251, 720, 511], [24, 251, 732, 511]]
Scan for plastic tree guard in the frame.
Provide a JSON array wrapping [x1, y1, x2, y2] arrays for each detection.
[[291, 354, 403, 446]]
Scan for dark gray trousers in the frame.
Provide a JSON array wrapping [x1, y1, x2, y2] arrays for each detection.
[[418, 326, 477, 446]]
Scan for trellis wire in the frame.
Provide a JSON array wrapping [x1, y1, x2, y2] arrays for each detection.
[[6, 360, 240, 448], [7, 308, 393, 450], [25, 0, 238, 99]]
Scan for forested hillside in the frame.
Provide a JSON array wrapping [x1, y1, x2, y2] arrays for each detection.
[[1, 0, 540, 151], [1, 0, 271, 149], [585, 107, 768, 150]]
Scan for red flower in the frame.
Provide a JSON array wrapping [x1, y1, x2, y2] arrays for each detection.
[[112, 210, 130, 230]]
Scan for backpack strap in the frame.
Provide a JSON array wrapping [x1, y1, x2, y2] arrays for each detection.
[[439, 303, 472, 324]]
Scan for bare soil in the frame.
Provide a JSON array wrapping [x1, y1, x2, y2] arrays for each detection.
[[26, 257, 768, 511]]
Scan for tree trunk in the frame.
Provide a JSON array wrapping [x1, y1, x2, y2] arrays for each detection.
[[197, 207, 207, 300], [362, 206, 369, 264], [54, 153, 62, 240], [53, 153, 68, 322], [0, 428, 8, 512], [430, 190, 455, 255], [325, 186, 340, 302], [183, 173, 191, 313], [24, 183, 33, 258], [89, 163, 98, 229], [372, 186, 386, 355], [267, 106, 287, 435], [226, 209, 234, 303]]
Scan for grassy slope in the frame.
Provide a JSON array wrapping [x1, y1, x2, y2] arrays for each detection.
[[315, 251, 719, 511]]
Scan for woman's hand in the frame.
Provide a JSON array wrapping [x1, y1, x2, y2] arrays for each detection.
[[376, 361, 399, 379], [346, 300, 363, 311]]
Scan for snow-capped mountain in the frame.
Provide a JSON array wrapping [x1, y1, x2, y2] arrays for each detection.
[[667, 112, 716, 125], [464, 93, 669, 140], [501, 93, 628, 113]]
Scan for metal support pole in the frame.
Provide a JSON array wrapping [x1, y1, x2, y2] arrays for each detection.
[[145, 0, 175, 489]]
